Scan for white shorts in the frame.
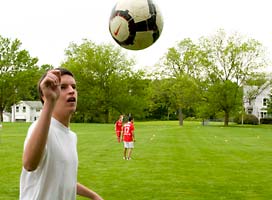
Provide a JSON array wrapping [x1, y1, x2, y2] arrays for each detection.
[[124, 142, 134, 148]]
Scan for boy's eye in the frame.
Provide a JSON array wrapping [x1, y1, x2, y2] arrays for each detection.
[[60, 84, 77, 90]]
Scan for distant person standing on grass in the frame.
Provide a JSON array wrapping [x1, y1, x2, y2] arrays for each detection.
[[19, 68, 103, 200], [115, 115, 123, 143], [121, 116, 135, 160]]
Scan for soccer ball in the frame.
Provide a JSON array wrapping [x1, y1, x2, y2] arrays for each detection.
[[109, 0, 163, 50]]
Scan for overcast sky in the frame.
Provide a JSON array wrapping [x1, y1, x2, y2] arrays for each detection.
[[0, 0, 271, 71]]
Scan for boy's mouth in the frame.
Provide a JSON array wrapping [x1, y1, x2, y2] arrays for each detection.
[[67, 97, 76, 102]]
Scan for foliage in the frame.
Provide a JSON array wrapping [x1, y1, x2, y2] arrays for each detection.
[[170, 75, 201, 125], [1, 29, 270, 124], [146, 79, 176, 120], [200, 29, 267, 86], [198, 29, 267, 126], [146, 74, 201, 123], [0, 35, 40, 121], [234, 114, 259, 125], [62, 40, 148, 123], [163, 38, 205, 78], [206, 80, 243, 125], [260, 118, 272, 124], [156, 29, 268, 126], [155, 38, 203, 125]]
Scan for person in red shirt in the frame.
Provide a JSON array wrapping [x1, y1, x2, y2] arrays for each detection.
[[115, 115, 123, 143], [121, 116, 135, 160]]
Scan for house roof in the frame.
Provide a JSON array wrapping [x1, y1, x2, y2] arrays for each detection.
[[23, 101, 43, 109]]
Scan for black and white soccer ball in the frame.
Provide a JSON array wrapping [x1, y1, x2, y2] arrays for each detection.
[[109, 0, 163, 50]]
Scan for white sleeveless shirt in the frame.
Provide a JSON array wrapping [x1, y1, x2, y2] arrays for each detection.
[[20, 118, 78, 200]]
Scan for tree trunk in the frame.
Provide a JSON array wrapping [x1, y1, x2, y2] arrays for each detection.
[[105, 109, 110, 123], [178, 107, 183, 126], [0, 109, 3, 122], [224, 111, 229, 126]]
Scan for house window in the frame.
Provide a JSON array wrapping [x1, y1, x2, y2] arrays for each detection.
[[16, 106, 19, 112], [263, 98, 268, 106], [23, 106, 26, 112], [260, 112, 267, 119], [247, 107, 253, 114]]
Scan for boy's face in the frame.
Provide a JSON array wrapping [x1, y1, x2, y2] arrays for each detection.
[[54, 74, 77, 116]]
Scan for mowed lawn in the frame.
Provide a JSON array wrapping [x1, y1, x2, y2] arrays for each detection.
[[0, 121, 272, 200]]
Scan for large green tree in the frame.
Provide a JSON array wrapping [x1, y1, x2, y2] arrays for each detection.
[[62, 39, 148, 123], [199, 29, 268, 125], [170, 75, 200, 125], [156, 38, 203, 125], [0, 35, 39, 121], [162, 38, 205, 79]]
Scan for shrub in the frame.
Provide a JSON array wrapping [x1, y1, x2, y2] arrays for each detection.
[[234, 114, 259, 125], [260, 118, 272, 124]]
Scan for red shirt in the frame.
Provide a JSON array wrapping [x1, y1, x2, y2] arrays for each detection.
[[115, 120, 123, 132], [122, 122, 134, 142]]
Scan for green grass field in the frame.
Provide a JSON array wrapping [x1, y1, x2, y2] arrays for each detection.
[[0, 121, 272, 200]]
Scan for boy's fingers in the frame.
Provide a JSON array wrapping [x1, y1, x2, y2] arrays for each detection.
[[46, 70, 61, 86], [50, 70, 61, 82]]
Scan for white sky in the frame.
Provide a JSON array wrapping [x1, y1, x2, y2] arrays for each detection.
[[0, 0, 271, 71]]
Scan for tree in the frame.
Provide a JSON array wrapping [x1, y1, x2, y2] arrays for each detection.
[[199, 29, 268, 126], [146, 78, 176, 120], [0, 35, 39, 121], [207, 80, 243, 125], [156, 38, 203, 125], [62, 39, 148, 123], [170, 75, 200, 125], [162, 38, 205, 79]]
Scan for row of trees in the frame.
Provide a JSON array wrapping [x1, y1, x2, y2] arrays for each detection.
[[153, 30, 271, 126], [0, 30, 271, 125]]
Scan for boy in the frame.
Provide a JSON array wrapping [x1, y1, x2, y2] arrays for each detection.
[[115, 115, 123, 142], [121, 116, 135, 160], [19, 68, 103, 200]]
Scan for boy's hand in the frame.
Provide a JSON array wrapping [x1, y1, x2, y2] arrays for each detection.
[[40, 70, 61, 104]]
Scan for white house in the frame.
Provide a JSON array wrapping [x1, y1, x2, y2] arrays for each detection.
[[11, 101, 43, 122], [243, 83, 271, 120], [3, 112, 11, 122]]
